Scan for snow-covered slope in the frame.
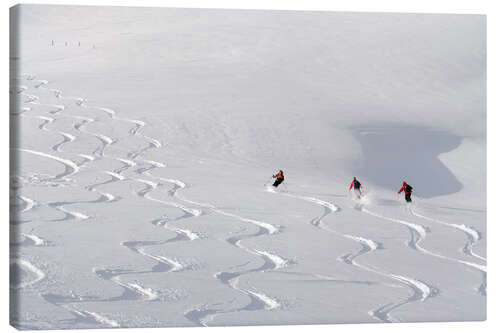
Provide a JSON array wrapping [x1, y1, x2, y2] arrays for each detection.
[[10, 5, 486, 329]]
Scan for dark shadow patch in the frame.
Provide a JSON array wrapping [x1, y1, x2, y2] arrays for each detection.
[[352, 124, 463, 198]]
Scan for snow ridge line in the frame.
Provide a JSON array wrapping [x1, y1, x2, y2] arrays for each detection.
[[362, 207, 486, 295]]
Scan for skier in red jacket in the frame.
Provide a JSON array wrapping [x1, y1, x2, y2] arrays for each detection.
[[272, 170, 285, 187], [398, 181, 413, 203], [349, 177, 362, 198]]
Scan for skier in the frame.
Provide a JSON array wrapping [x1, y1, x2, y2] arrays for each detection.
[[398, 181, 413, 203], [349, 177, 362, 198], [272, 170, 285, 187]]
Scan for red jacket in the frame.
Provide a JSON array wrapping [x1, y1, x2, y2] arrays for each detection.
[[349, 180, 361, 190], [398, 184, 411, 194]]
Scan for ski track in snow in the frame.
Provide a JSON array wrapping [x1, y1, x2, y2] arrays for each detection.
[[361, 206, 486, 296], [126, 179, 285, 325], [12, 75, 485, 327], [266, 186, 437, 323], [69, 103, 196, 304], [93, 267, 160, 302], [15, 82, 142, 227], [116, 176, 203, 283], [10, 258, 46, 289], [19, 114, 55, 131], [19, 233, 49, 247], [69, 115, 116, 158], [18, 195, 37, 213], [13, 148, 79, 181], [121, 240, 185, 274], [410, 209, 486, 262], [40, 90, 202, 312], [78, 102, 158, 160], [185, 228, 286, 327], [408, 208, 487, 296], [141, 178, 286, 326], [52, 132, 76, 152], [47, 202, 91, 221], [66, 308, 120, 328], [12, 88, 120, 237], [173, 185, 284, 326], [339, 235, 435, 323]]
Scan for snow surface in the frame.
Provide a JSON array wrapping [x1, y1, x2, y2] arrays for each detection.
[[9, 5, 486, 329]]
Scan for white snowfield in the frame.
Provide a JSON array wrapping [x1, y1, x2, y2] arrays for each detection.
[[10, 5, 485, 330]]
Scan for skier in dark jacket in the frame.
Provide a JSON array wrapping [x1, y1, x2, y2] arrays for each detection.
[[272, 170, 284, 187], [349, 177, 362, 198], [398, 181, 413, 203]]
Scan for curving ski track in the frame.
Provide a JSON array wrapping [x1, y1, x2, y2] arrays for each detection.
[[361, 206, 486, 295], [266, 186, 436, 323], [158, 183, 284, 326]]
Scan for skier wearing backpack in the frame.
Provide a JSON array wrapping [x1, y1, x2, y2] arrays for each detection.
[[349, 177, 362, 198], [272, 170, 285, 187], [398, 181, 413, 203]]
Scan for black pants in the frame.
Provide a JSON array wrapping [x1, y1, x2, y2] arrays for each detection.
[[273, 178, 284, 187], [405, 192, 412, 202]]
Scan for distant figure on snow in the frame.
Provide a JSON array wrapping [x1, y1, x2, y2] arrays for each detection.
[[349, 177, 362, 198], [398, 181, 413, 203], [272, 170, 285, 187]]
